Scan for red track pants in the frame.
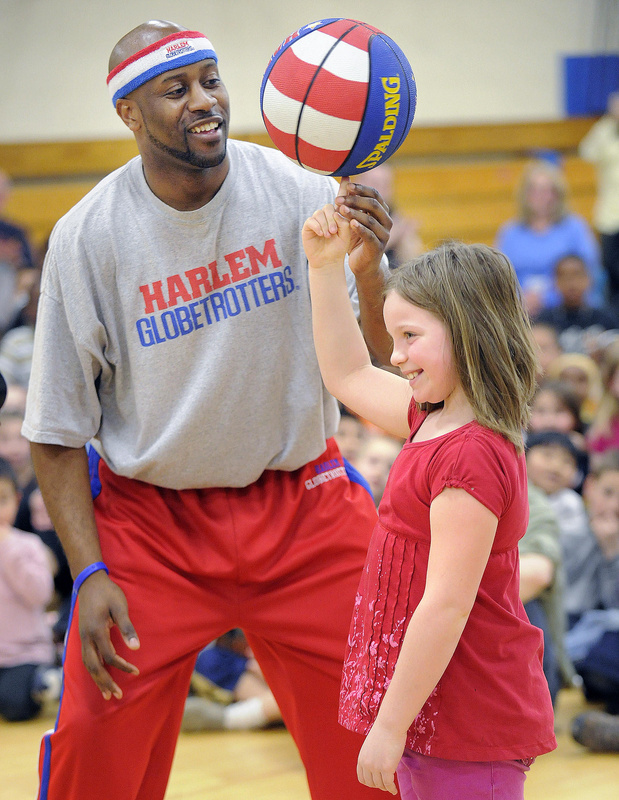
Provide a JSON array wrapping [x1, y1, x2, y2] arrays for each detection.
[[38, 439, 393, 799]]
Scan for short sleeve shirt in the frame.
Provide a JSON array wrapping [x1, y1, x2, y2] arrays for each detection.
[[339, 404, 557, 761]]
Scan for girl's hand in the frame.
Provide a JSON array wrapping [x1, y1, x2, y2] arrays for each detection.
[[357, 719, 406, 795], [302, 202, 351, 270]]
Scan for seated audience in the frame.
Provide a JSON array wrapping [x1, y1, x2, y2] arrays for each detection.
[[562, 451, 619, 626], [0, 458, 61, 722], [545, 353, 602, 426], [1, 383, 26, 416], [562, 451, 619, 751], [530, 322, 563, 381], [0, 172, 36, 336], [181, 630, 282, 732], [586, 339, 619, 464], [0, 268, 41, 388], [534, 254, 619, 357], [15, 484, 72, 648], [520, 483, 573, 705], [0, 408, 35, 491], [334, 407, 368, 463], [525, 430, 589, 562], [528, 380, 589, 489], [496, 159, 604, 315], [352, 433, 403, 507]]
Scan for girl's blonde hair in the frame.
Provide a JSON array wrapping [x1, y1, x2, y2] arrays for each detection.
[[386, 242, 538, 452], [516, 159, 568, 225], [545, 352, 603, 425]]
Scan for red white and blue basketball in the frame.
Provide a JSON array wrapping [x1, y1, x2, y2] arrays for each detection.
[[260, 18, 416, 177]]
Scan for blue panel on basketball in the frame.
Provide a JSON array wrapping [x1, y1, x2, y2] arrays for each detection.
[[260, 19, 417, 176], [338, 34, 417, 176]]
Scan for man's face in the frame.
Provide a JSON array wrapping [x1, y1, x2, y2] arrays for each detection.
[[130, 59, 230, 170]]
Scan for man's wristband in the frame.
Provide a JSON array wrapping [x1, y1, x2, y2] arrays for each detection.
[[73, 561, 109, 596]]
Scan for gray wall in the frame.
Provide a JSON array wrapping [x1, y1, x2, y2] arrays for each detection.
[[0, 0, 615, 143]]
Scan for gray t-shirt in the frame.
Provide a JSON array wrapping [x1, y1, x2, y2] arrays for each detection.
[[24, 140, 366, 489]]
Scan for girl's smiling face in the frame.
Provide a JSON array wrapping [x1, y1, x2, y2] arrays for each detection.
[[385, 291, 459, 407]]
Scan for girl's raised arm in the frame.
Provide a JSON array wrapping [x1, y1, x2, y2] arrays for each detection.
[[303, 206, 411, 440]]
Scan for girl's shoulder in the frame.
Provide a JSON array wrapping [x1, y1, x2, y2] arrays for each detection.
[[408, 402, 516, 459]]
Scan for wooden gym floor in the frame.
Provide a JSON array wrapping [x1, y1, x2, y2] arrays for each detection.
[[1, 687, 617, 799]]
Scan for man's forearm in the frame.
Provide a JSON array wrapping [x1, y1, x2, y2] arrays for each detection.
[[30, 442, 103, 578], [356, 267, 393, 366]]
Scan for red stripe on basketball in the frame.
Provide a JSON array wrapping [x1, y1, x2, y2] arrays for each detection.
[[269, 42, 368, 121], [297, 138, 347, 173], [304, 70, 367, 121], [268, 47, 320, 104], [319, 19, 380, 43], [262, 118, 298, 162], [339, 24, 379, 49]]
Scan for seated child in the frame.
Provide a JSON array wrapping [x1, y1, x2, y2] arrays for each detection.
[[519, 483, 573, 705], [563, 450, 619, 626], [527, 384, 589, 490], [587, 339, 619, 465], [181, 630, 282, 732], [546, 353, 602, 426], [352, 433, 403, 507], [525, 430, 590, 577], [334, 407, 368, 463], [0, 457, 61, 721], [530, 322, 563, 381], [0, 408, 35, 491], [563, 451, 619, 749], [534, 254, 619, 358]]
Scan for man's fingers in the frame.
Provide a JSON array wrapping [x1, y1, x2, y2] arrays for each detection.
[[76, 577, 140, 699], [112, 607, 141, 652], [336, 176, 350, 198], [81, 639, 124, 699], [336, 181, 391, 217]]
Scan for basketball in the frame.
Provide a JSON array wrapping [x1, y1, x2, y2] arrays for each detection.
[[260, 18, 416, 177]]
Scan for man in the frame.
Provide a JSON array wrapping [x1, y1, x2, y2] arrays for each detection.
[[24, 19, 395, 800], [580, 91, 619, 306], [0, 171, 36, 334]]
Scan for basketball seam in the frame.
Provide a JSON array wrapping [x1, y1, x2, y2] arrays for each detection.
[[295, 21, 363, 169], [339, 29, 375, 176]]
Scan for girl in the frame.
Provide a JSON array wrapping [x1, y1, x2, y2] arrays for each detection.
[[528, 379, 589, 492], [587, 339, 619, 463], [529, 379, 585, 440], [545, 352, 602, 426], [302, 203, 556, 799]]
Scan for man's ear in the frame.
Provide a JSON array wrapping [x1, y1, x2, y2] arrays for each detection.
[[116, 99, 141, 132]]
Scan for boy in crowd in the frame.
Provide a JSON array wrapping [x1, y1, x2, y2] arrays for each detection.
[[525, 430, 589, 581], [534, 254, 619, 357], [563, 451, 619, 751]]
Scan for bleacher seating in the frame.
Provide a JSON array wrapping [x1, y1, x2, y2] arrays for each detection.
[[0, 117, 600, 251]]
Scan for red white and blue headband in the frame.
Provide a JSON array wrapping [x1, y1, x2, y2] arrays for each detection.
[[107, 31, 217, 106]]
